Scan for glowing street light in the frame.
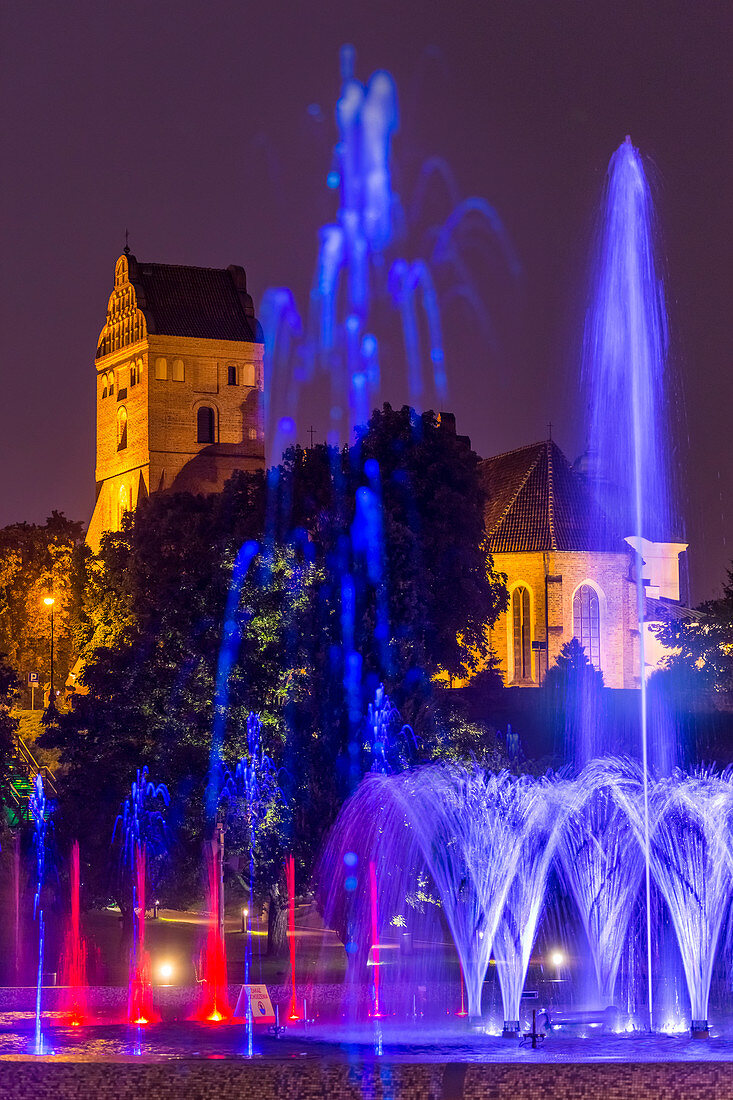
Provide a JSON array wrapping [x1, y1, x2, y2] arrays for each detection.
[[43, 596, 55, 712]]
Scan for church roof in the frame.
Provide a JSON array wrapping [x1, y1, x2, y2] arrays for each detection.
[[481, 440, 624, 553], [126, 255, 262, 342]]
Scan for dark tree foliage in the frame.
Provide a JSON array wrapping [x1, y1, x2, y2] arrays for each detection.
[[42, 406, 508, 925], [653, 566, 733, 702], [0, 656, 19, 800], [544, 637, 605, 694], [543, 637, 604, 761], [0, 513, 86, 704]]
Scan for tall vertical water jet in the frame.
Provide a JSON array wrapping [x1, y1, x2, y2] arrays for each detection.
[[115, 768, 169, 1026], [583, 137, 677, 1026], [59, 841, 89, 1026], [193, 829, 230, 1023], [29, 775, 48, 1054]]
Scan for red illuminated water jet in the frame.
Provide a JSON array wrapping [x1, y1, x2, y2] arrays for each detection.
[[369, 860, 384, 1018], [128, 845, 159, 1025], [286, 854, 299, 1020], [59, 841, 89, 1026], [193, 828, 231, 1023]]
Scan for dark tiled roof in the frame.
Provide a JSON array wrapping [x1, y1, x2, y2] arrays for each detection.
[[645, 596, 699, 623], [129, 255, 262, 342], [481, 440, 624, 553]]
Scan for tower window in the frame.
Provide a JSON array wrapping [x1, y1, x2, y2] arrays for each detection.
[[197, 405, 215, 443], [573, 584, 601, 670], [117, 406, 128, 450], [108, 372, 114, 396], [227, 364, 237, 385], [172, 358, 185, 382], [101, 376, 107, 399], [155, 357, 168, 380], [512, 585, 532, 681]]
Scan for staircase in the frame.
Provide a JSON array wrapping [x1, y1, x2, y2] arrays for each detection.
[[5, 737, 57, 827]]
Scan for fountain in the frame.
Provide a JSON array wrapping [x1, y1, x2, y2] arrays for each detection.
[[29, 774, 48, 1054], [114, 768, 169, 1025], [59, 840, 89, 1026], [3, 53, 732, 1100], [193, 827, 231, 1023], [262, 46, 518, 460]]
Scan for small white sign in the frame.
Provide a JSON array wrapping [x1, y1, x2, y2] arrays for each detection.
[[234, 983, 275, 1024]]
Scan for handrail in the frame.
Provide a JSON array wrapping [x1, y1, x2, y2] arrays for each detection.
[[15, 737, 58, 796]]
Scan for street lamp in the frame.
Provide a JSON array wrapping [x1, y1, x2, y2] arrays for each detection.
[[43, 597, 55, 709]]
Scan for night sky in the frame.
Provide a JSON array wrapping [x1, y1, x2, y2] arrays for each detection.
[[2, 1, 731, 601]]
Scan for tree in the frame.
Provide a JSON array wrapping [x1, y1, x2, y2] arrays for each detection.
[[653, 568, 733, 701], [0, 513, 85, 704], [544, 637, 604, 762], [0, 656, 19, 801], [43, 405, 509, 942]]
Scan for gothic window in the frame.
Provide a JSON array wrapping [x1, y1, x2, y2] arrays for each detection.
[[197, 405, 215, 444], [101, 375, 107, 399], [227, 364, 237, 385], [512, 586, 532, 681], [117, 406, 128, 450], [108, 372, 114, 396], [172, 358, 185, 382], [155, 357, 168, 380], [573, 584, 601, 670]]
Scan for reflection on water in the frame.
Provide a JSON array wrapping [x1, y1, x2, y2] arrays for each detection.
[[0, 1021, 732, 1063]]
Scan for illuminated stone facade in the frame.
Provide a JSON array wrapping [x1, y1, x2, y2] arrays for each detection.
[[481, 441, 686, 689], [87, 253, 265, 551]]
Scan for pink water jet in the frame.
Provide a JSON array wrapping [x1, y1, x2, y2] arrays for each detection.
[[193, 829, 231, 1022], [286, 854, 299, 1020], [59, 841, 89, 1026], [369, 860, 383, 1018], [128, 845, 159, 1025]]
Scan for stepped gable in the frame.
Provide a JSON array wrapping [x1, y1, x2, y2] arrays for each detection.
[[126, 255, 263, 343], [480, 440, 623, 553]]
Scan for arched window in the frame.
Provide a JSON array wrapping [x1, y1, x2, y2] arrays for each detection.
[[117, 406, 128, 450], [155, 357, 168, 380], [197, 405, 215, 443], [101, 375, 107, 399], [172, 358, 185, 381], [573, 584, 601, 670], [108, 372, 114, 396], [227, 364, 237, 385], [512, 586, 532, 681]]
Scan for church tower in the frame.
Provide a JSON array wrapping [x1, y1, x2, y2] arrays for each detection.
[[87, 252, 265, 551]]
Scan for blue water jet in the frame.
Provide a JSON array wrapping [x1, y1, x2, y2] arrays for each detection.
[[262, 47, 518, 455]]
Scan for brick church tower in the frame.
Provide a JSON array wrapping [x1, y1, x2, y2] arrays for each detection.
[[87, 252, 265, 551]]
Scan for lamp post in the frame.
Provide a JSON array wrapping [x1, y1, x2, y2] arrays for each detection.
[[43, 597, 55, 708]]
